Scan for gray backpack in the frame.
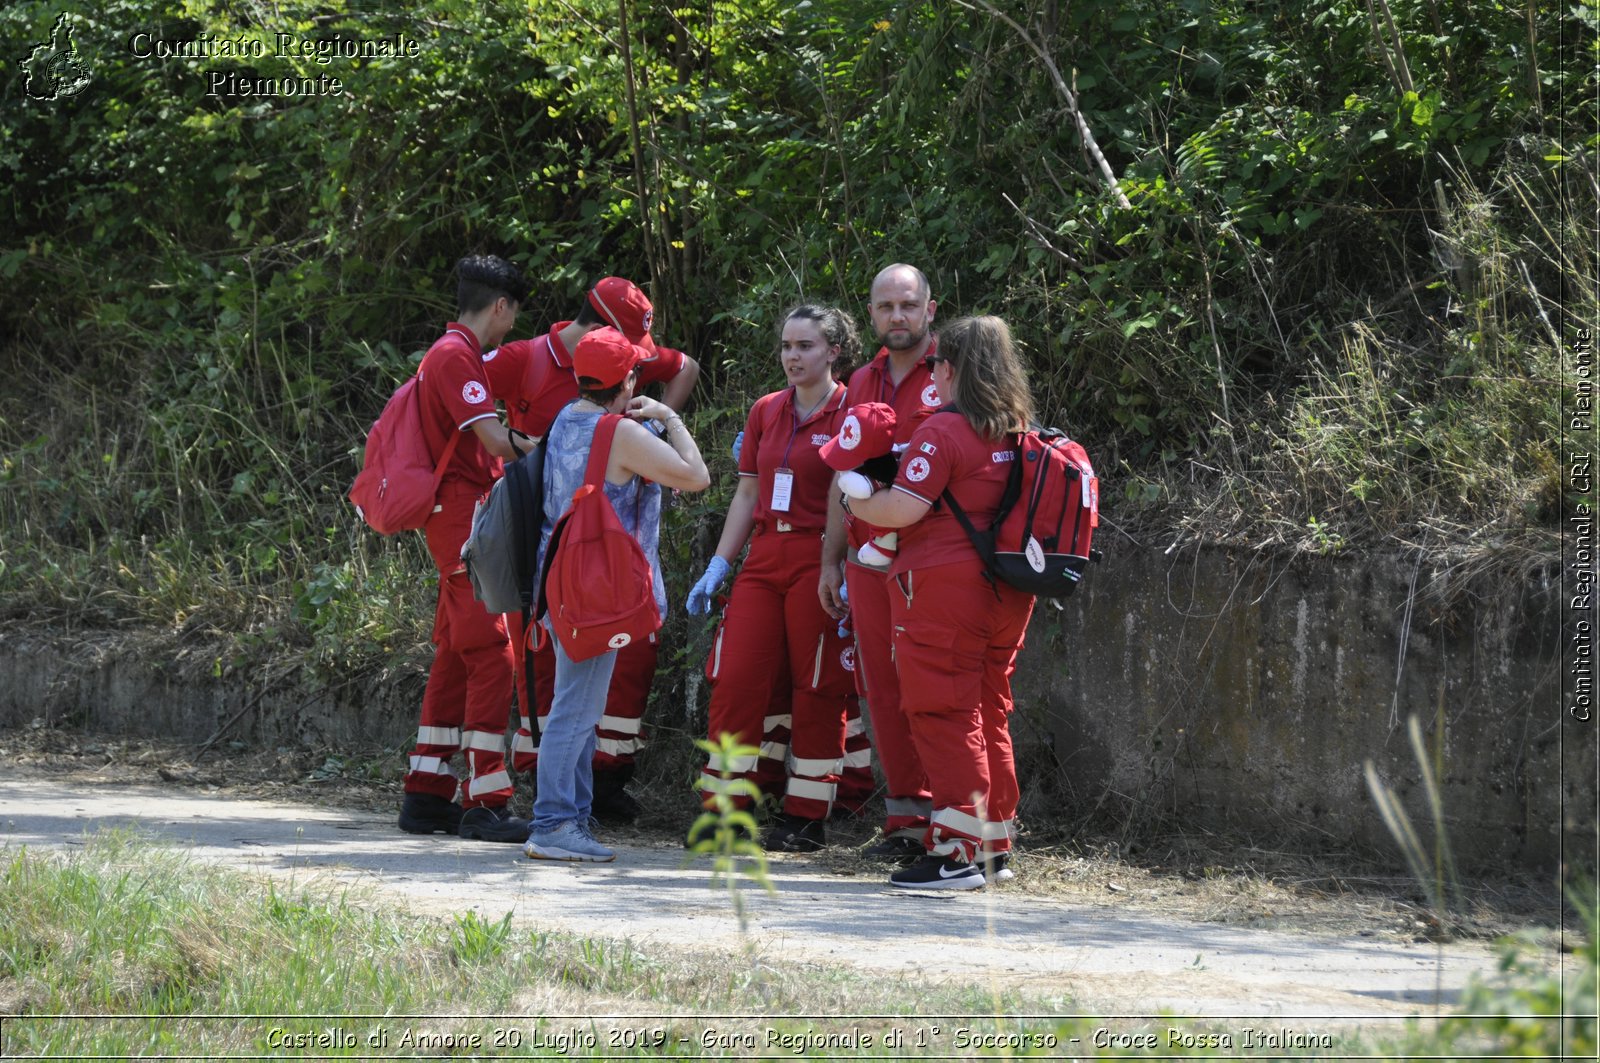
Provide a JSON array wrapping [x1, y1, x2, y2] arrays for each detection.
[[462, 431, 546, 615]]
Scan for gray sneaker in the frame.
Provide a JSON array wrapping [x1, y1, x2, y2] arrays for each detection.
[[524, 820, 616, 862]]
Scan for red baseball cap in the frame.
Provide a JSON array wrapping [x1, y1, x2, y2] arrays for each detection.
[[820, 402, 898, 470], [573, 327, 648, 388], [588, 277, 658, 356]]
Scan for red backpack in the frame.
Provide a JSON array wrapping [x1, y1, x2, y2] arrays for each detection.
[[535, 415, 661, 661], [944, 426, 1101, 598], [348, 374, 460, 535]]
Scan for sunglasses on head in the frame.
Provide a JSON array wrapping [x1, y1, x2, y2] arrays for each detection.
[[923, 353, 947, 372]]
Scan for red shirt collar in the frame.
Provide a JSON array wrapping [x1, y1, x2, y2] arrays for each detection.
[[443, 321, 482, 353], [548, 321, 575, 368]]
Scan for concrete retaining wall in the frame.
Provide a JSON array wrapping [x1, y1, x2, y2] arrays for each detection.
[[1011, 536, 1585, 869], [0, 537, 1588, 870]]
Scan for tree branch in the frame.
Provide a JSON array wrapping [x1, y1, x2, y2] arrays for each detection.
[[958, 0, 1132, 209]]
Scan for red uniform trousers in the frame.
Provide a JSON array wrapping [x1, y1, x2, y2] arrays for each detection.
[[509, 615, 655, 775], [745, 663, 873, 810], [702, 530, 853, 819], [846, 561, 932, 836], [888, 559, 1033, 862], [404, 482, 516, 808]]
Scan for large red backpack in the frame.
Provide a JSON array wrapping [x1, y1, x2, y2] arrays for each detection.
[[535, 415, 662, 661], [943, 425, 1101, 598], [348, 374, 460, 535]]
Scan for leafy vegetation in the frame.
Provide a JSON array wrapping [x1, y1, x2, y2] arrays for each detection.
[[0, 0, 1588, 683]]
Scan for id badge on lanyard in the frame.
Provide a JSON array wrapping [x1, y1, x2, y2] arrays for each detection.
[[770, 468, 795, 512]]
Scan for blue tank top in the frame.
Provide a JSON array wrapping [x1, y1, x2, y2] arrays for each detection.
[[538, 404, 667, 616]]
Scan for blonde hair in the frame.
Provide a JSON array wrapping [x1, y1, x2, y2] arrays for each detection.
[[939, 315, 1035, 440]]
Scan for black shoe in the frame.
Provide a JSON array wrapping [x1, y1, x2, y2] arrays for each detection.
[[458, 804, 533, 843], [591, 788, 642, 826], [978, 851, 1015, 883], [889, 853, 985, 891], [398, 792, 464, 835], [763, 814, 826, 853], [863, 832, 924, 864]]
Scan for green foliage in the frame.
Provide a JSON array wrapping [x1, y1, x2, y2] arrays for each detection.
[[686, 732, 774, 932], [0, 0, 1586, 686]]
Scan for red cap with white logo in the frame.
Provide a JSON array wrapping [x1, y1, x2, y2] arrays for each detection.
[[820, 402, 898, 470], [588, 277, 658, 356]]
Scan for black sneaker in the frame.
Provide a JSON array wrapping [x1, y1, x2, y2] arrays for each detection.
[[458, 804, 533, 843], [763, 814, 826, 853], [889, 853, 985, 891], [398, 792, 464, 835], [863, 832, 924, 864], [978, 851, 1015, 883]]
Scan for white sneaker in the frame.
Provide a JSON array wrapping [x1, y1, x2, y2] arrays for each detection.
[[524, 820, 616, 862]]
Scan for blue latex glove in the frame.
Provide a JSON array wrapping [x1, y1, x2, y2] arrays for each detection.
[[687, 556, 732, 615], [730, 431, 744, 463]]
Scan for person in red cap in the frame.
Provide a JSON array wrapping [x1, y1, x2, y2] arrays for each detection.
[[686, 305, 861, 851], [841, 315, 1037, 891], [399, 254, 535, 844], [524, 327, 710, 861], [482, 277, 700, 822], [818, 263, 942, 861]]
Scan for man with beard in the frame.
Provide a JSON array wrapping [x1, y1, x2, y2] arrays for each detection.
[[818, 263, 942, 860]]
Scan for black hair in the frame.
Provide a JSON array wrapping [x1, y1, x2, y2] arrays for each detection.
[[455, 255, 529, 315], [574, 297, 604, 327], [576, 367, 639, 407]]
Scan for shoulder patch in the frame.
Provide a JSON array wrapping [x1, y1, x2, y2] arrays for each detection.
[[920, 384, 941, 407], [462, 380, 488, 405], [906, 455, 932, 482]]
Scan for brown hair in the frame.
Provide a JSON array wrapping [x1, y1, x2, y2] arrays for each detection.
[[780, 303, 862, 380], [938, 315, 1035, 440]]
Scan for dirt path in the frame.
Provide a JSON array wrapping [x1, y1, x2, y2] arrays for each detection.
[[0, 767, 1540, 1034]]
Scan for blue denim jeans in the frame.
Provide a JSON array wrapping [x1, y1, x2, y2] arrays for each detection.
[[533, 619, 619, 833]]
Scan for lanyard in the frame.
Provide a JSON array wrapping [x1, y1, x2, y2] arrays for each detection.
[[778, 383, 839, 469]]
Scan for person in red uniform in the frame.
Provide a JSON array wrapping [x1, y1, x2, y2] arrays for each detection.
[[843, 315, 1038, 891], [818, 263, 942, 860], [481, 277, 700, 821], [398, 254, 533, 843], [687, 304, 861, 851]]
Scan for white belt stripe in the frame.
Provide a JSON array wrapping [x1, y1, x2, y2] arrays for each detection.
[[598, 714, 643, 736], [810, 634, 825, 689], [416, 726, 460, 746], [759, 740, 788, 761], [596, 736, 643, 757], [790, 756, 843, 777], [762, 713, 792, 731], [467, 770, 513, 797], [845, 717, 866, 738], [981, 818, 1015, 841], [706, 753, 759, 774], [842, 748, 873, 768], [512, 733, 537, 755], [786, 777, 837, 802], [408, 755, 456, 778], [461, 730, 505, 752], [931, 806, 987, 838]]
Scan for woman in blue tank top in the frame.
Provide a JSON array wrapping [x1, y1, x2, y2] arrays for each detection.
[[524, 328, 710, 863]]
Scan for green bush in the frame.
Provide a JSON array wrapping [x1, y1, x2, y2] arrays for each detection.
[[0, 0, 1585, 683]]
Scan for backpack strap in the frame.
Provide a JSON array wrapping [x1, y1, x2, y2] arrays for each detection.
[[581, 413, 624, 490]]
